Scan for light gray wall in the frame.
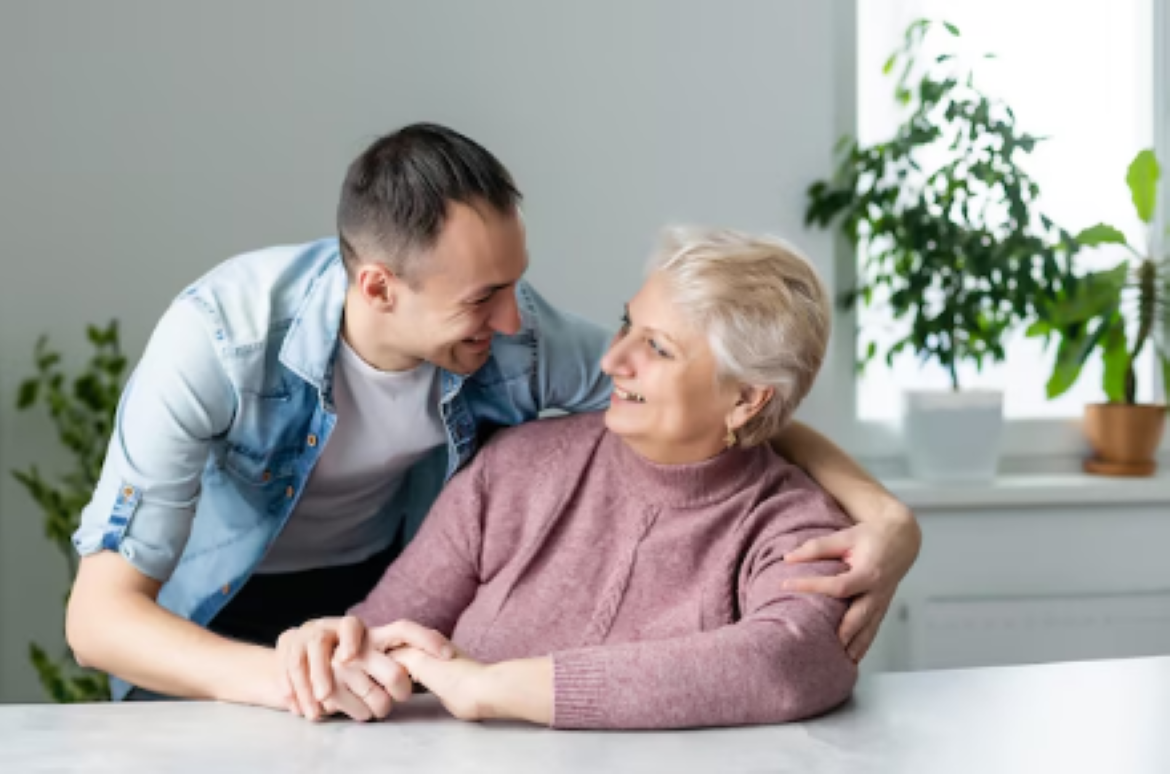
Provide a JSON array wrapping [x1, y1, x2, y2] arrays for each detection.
[[0, 0, 850, 701]]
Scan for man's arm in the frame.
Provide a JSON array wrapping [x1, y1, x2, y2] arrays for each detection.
[[770, 420, 922, 661], [65, 301, 282, 706], [68, 552, 284, 706]]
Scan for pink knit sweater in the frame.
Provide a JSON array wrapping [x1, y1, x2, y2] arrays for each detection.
[[350, 413, 857, 730]]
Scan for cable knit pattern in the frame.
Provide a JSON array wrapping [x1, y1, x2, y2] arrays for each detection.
[[350, 413, 857, 730]]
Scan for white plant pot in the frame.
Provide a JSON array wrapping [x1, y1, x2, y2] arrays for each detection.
[[902, 389, 1005, 483]]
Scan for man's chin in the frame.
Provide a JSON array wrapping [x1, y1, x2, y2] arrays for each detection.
[[440, 347, 492, 376]]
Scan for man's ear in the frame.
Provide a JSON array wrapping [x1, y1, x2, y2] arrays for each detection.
[[355, 263, 399, 312]]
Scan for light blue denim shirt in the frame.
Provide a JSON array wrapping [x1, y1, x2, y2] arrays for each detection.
[[71, 238, 612, 699]]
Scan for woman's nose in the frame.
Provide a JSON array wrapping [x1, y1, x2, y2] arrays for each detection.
[[601, 332, 634, 377]]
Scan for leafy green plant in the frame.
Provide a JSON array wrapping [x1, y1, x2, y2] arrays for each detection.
[[805, 19, 1075, 390], [1028, 149, 1170, 406], [11, 321, 126, 702]]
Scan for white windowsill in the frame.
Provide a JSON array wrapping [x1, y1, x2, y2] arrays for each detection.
[[885, 467, 1170, 511]]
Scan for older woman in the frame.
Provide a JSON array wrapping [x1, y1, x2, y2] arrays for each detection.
[[277, 227, 856, 730]]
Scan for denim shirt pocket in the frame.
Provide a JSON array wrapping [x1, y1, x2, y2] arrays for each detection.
[[220, 443, 301, 516]]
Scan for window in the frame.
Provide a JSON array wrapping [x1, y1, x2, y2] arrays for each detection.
[[854, 0, 1157, 424]]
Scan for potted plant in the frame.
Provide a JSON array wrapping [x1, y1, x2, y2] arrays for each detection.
[[11, 321, 124, 701], [805, 19, 1073, 482], [1028, 149, 1169, 475]]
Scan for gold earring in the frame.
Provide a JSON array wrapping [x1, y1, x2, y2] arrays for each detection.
[[724, 426, 738, 449]]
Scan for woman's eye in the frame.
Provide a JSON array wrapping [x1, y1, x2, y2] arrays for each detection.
[[648, 339, 671, 359], [618, 313, 631, 334]]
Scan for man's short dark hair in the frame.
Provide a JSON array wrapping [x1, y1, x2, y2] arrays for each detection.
[[337, 123, 522, 284]]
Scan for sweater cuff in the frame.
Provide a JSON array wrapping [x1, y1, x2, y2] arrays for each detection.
[[551, 651, 608, 729]]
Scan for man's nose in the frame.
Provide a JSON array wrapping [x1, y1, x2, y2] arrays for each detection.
[[491, 291, 522, 336]]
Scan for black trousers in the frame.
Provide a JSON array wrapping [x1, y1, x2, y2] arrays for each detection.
[[125, 544, 396, 701]]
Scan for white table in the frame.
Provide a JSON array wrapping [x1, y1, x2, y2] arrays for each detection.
[[3, 656, 1168, 774]]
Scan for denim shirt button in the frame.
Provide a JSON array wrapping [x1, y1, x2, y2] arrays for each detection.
[[285, 485, 295, 499], [221, 584, 231, 595], [307, 434, 318, 448]]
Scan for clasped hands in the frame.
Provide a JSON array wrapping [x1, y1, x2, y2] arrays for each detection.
[[273, 616, 483, 722]]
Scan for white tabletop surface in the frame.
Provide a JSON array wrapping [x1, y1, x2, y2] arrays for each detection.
[[2, 655, 1168, 774]]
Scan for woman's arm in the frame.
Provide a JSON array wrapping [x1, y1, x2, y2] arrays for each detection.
[[396, 502, 858, 730], [546, 524, 855, 730], [277, 454, 490, 717], [347, 455, 488, 633], [770, 420, 922, 661]]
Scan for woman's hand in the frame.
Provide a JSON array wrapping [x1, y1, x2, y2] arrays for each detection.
[[783, 508, 921, 662], [275, 616, 453, 721], [386, 645, 491, 722]]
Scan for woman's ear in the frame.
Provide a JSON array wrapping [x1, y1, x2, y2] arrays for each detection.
[[728, 384, 774, 431]]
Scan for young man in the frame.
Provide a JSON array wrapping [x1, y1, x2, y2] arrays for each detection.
[[66, 124, 920, 719]]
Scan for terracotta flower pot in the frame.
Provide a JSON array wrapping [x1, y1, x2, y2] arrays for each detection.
[[1082, 403, 1167, 476]]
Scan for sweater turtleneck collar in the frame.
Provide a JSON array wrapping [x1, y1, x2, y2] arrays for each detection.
[[605, 430, 764, 508]]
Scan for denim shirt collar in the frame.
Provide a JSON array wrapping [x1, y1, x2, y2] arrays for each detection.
[[278, 242, 347, 409], [277, 239, 469, 410]]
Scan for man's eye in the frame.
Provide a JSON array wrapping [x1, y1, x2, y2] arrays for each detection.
[[619, 312, 631, 334]]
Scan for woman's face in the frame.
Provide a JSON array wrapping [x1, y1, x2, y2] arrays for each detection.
[[601, 271, 748, 464]]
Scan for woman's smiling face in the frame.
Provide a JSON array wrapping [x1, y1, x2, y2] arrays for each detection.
[[600, 271, 746, 464]]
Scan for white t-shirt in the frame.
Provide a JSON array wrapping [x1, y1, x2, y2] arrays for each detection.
[[256, 337, 446, 573]]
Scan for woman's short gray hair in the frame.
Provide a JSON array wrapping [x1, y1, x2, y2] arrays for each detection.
[[649, 226, 831, 447]]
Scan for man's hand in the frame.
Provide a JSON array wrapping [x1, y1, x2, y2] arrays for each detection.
[[783, 509, 921, 662], [275, 616, 452, 721]]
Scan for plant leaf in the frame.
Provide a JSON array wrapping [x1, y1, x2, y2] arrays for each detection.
[[1162, 354, 1170, 411], [1075, 223, 1128, 247], [1025, 319, 1050, 338], [1047, 318, 1113, 399], [1101, 318, 1130, 403], [943, 22, 960, 36], [1126, 148, 1160, 225], [17, 379, 39, 409]]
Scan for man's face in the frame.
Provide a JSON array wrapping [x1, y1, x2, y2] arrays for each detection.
[[389, 202, 529, 375]]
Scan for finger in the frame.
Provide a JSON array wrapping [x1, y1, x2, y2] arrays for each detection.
[[838, 595, 871, 647], [337, 662, 393, 720], [308, 630, 339, 701], [783, 570, 864, 599], [354, 650, 414, 703], [784, 530, 855, 563], [846, 613, 884, 663], [287, 647, 321, 721], [336, 615, 367, 663], [368, 621, 454, 659], [329, 683, 373, 722]]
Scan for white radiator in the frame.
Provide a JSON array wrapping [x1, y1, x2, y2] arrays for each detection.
[[909, 592, 1170, 670]]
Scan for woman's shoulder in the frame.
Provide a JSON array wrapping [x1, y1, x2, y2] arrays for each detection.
[[481, 412, 607, 466], [747, 448, 854, 535]]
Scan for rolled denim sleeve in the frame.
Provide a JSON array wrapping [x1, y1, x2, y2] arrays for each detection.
[[518, 282, 613, 414], [72, 300, 234, 582]]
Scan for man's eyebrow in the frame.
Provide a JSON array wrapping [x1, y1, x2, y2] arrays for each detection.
[[465, 282, 513, 300]]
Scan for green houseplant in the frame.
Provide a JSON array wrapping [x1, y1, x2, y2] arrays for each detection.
[[805, 18, 1074, 481], [11, 321, 126, 701], [1029, 149, 1170, 475]]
